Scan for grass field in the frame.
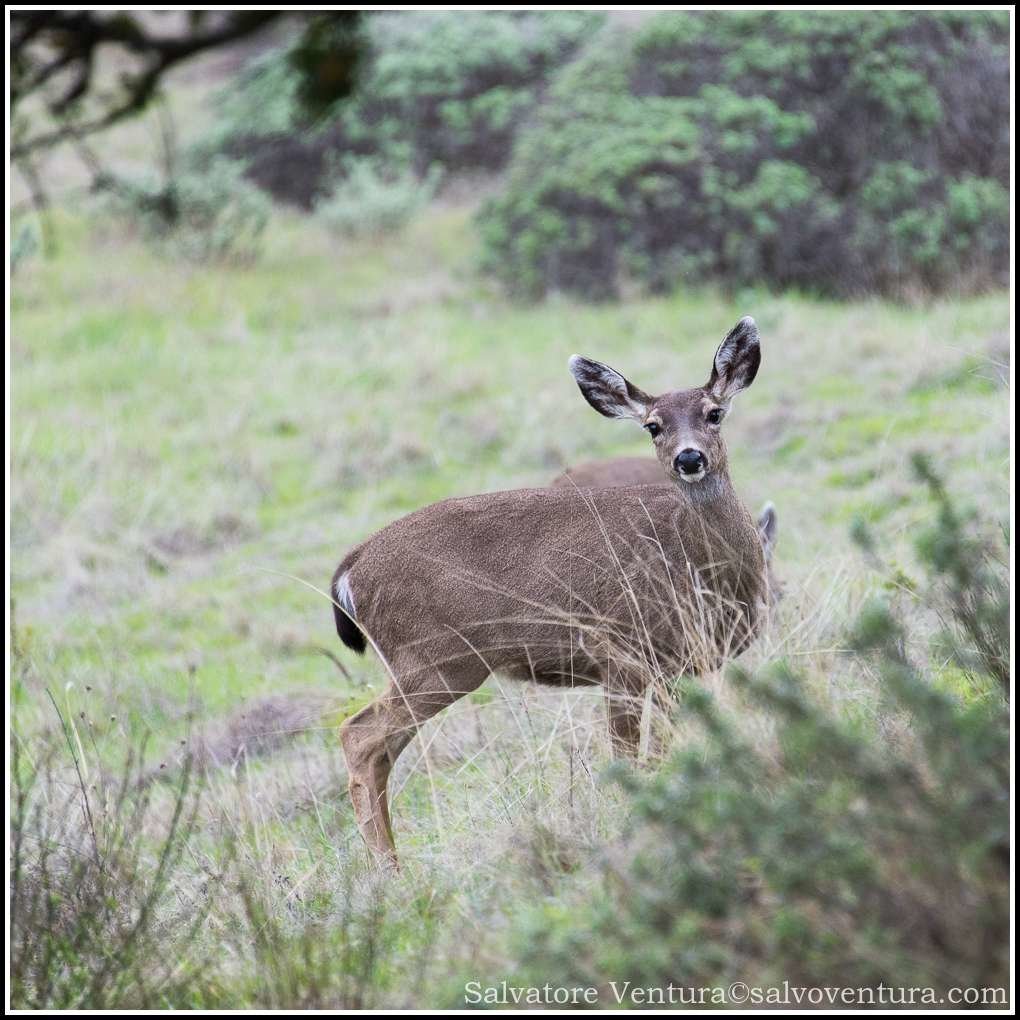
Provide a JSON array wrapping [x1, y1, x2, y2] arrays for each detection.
[[10, 187, 1010, 1005]]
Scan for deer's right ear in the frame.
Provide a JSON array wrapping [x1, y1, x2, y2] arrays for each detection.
[[569, 356, 651, 422]]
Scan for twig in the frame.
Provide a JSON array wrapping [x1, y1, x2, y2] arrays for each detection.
[[45, 687, 100, 866]]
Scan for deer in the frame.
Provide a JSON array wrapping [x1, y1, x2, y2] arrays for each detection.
[[331, 316, 767, 866], [550, 458, 780, 605]]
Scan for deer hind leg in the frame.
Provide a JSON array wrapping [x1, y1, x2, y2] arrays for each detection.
[[340, 695, 414, 869], [339, 656, 488, 868]]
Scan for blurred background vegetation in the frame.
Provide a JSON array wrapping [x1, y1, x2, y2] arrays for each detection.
[[9, 10, 1011, 1009]]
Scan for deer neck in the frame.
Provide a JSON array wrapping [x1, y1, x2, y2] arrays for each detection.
[[675, 470, 733, 508]]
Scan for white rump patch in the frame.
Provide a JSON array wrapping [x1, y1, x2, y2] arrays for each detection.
[[335, 571, 356, 619]]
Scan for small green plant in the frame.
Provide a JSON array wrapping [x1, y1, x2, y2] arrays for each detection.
[[11, 215, 40, 272], [316, 159, 440, 238], [882, 453, 1009, 693], [104, 156, 270, 263]]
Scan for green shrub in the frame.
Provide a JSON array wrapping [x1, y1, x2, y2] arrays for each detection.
[[315, 158, 440, 238], [480, 11, 1009, 299], [212, 12, 604, 206], [103, 157, 270, 263], [494, 461, 1008, 1003], [352, 12, 601, 172]]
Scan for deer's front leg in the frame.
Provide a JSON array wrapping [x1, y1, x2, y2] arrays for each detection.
[[645, 681, 675, 762], [603, 686, 643, 760]]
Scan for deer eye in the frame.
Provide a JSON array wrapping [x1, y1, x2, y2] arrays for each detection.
[[706, 408, 724, 425], [644, 421, 662, 438]]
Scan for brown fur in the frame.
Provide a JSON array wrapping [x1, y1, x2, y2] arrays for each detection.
[[332, 317, 767, 866], [550, 457, 781, 605]]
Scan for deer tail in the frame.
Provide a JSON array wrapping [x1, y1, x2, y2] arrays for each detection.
[[331, 559, 366, 655]]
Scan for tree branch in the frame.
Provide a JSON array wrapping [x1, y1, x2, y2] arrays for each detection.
[[10, 12, 283, 159]]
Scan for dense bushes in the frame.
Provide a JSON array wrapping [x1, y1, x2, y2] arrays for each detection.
[[204, 11, 1009, 297], [496, 459, 1009, 1003], [215, 12, 603, 207], [480, 11, 1009, 299]]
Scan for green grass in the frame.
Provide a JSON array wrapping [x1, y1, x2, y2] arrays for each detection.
[[10, 192, 1010, 1007]]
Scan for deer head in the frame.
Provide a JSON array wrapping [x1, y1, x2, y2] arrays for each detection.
[[568, 316, 761, 487]]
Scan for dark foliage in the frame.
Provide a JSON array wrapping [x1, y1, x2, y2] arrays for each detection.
[[480, 11, 1010, 300]]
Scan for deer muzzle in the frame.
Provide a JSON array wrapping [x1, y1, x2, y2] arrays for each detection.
[[674, 447, 707, 481]]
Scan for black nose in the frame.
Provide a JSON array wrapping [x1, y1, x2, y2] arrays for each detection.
[[674, 448, 706, 475]]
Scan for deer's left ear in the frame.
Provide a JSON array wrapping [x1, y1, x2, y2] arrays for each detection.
[[757, 501, 777, 560], [708, 316, 761, 401]]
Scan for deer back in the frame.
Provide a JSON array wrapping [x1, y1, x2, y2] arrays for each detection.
[[336, 481, 765, 683]]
